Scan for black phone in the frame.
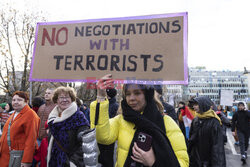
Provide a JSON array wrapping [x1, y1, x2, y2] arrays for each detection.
[[136, 132, 152, 152]]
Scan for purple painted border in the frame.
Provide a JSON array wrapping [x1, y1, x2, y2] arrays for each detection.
[[29, 12, 188, 85], [183, 13, 188, 85], [28, 78, 187, 85]]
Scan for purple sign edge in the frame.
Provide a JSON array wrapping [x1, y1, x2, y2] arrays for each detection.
[[29, 12, 188, 85], [183, 13, 188, 85], [28, 78, 187, 85]]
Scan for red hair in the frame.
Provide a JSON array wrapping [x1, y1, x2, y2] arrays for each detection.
[[12, 91, 29, 102]]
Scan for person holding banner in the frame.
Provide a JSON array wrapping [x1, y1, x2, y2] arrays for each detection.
[[47, 86, 98, 167], [90, 74, 189, 167], [98, 88, 119, 167]]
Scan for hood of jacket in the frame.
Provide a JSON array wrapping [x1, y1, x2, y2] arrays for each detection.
[[194, 96, 214, 113]]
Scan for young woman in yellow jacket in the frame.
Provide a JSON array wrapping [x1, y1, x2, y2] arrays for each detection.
[[90, 74, 189, 167]]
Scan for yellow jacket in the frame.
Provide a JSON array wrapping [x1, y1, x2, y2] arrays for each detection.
[[90, 99, 189, 167]]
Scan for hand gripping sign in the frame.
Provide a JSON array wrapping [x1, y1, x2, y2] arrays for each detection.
[[30, 12, 188, 85]]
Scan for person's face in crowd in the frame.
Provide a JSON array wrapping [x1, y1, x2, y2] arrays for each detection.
[[12, 95, 27, 112], [178, 103, 184, 108], [57, 92, 72, 111], [193, 104, 200, 113], [45, 89, 54, 101], [238, 104, 245, 111], [232, 107, 236, 112], [5, 103, 10, 111], [125, 85, 146, 112], [217, 105, 222, 111]]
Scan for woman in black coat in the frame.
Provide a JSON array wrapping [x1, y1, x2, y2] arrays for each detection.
[[188, 96, 226, 167]]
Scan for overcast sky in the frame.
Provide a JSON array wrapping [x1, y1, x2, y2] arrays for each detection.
[[2, 0, 250, 71]]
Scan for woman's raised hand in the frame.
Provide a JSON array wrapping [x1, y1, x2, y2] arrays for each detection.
[[97, 74, 114, 98]]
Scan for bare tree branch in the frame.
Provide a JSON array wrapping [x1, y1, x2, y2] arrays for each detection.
[[0, 6, 46, 96], [13, 15, 26, 56]]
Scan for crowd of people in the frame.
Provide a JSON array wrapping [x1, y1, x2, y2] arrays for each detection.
[[0, 74, 249, 167]]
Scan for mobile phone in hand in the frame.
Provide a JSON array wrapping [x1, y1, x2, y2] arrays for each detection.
[[136, 132, 152, 152]]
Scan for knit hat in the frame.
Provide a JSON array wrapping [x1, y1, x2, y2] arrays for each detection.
[[0, 103, 7, 109], [106, 88, 117, 99]]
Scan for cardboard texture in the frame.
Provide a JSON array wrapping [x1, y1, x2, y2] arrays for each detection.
[[30, 12, 188, 84]]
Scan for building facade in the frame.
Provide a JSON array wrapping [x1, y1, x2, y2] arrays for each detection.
[[164, 68, 249, 106]]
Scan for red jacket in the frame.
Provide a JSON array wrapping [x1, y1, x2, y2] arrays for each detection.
[[34, 137, 48, 167]]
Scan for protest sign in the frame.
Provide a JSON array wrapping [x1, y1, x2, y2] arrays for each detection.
[[29, 12, 188, 84], [220, 89, 234, 106]]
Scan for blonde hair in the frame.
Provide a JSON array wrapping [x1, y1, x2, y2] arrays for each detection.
[[154, 92, 164, 114]]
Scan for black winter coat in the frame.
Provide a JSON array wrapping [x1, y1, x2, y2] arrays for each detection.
[[231, 109, 250, 134], [160, 97, 178, 122], [217, 111, 230, 143], [188, 117, 226, 167]]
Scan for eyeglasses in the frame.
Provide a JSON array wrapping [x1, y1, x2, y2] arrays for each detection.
[[58, 96, 71, 101]]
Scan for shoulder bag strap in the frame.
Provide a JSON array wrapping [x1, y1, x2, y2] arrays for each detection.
[[94, 103, 100, 126], [7, 114, 14, 151], [53, 137, 70, 154]]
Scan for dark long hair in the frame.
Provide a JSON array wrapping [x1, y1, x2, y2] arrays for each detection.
[[6, 103, 14, 112]]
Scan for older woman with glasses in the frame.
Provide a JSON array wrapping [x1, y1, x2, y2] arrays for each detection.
[[47, 86, 98, 167]]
